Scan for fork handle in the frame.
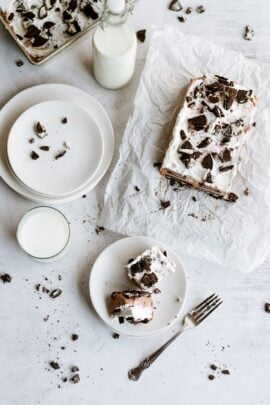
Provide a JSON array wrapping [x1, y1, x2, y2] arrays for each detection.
[[128, 330, 183, 381]]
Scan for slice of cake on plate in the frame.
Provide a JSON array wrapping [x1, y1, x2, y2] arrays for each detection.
[[110, 290, 154, 324], [125, 246, 176, 292], [160, 74, 256, 202]]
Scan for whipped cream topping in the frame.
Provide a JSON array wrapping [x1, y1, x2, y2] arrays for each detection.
[[125, 246, 176, 292], [161, 75, 256, 196], [3, 0, 104, 61]]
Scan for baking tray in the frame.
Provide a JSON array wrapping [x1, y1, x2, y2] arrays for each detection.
[[0, 7, 100, 65]]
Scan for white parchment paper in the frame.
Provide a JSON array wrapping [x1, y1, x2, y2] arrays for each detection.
[[99, 27, 270, 272]]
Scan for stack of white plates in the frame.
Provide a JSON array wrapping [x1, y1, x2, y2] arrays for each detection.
[[0, 84, 114, 204]]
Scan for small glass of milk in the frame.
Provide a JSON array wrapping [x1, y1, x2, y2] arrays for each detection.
[[16, 206, 70, 262]]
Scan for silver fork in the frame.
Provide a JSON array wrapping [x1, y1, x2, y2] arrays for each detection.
[[128, 293, 222, 381]]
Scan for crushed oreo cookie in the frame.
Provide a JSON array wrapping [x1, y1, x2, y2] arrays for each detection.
[[31, 151, 39, 160], [71, 333, 79, 341], [160, 200, 171, 209], [177, 16, 186, 23], [50, 361, 60, 369], [39, 145, 50, 151], [112, 333, 120, 339], [264, 303, 270, 313], [50, 289, 62, 298], [0, 273, 12, 283], [188, 114, 207, 131], [168, 0, 183, 11], [15, 59, 24, 67], [62, 117, 68, 124], [185, 6, 193, 14], [197, 5, 205, 13], [244, 25, 254, 41], [55, 150, 66, 160], [70, 374, 80, 384]]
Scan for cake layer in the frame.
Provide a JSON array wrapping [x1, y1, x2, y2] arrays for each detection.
[[110, 290, 154, 325], [160, 74, 256, 201], [125, 246, 176, 292]]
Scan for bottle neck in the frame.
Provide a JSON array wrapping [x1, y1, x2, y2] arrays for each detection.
[[102, 7, 128, 28]]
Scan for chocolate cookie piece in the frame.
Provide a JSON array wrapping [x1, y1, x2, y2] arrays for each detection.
[[50, 361, 60, 369], [244, 25, 254, 41], [62, 117, 68, 124], [71, 366, 79, 372], [197, 5, 205, 13], [220, 148, 232, 162], [16, 59, 24, 67], [24, 25, 41, 38], [70, 374, 80, 383], [205, 172, 213, 183], [30, 151, 39, 160], [188, 114, 207, 131], [160, 200, 171, 209], [236, 89, 250, 104], [197, 137, 211, 148], [43, 21, 56, 30], [185, 6, 193, 14], [212, 105, 224, 118], [201, 154, 213, 170], [141, 272, 158, 288], [66, 20, 81, 35], [50, 289, 62, 298], [208, 94, 220, 103], [136, 29, 146, 43], [180, 140, 193, 150], [264, 303, 270, 313], [81, 3, 99, 19], [168, 0, 183, 11], [38, 6, 47, 19], [71, 333, 79, 341], [32, 36, 48, 47], [219, 165, 234, 172], [63, 10, 72, 20], [55, 150, 66, 160], [8, 13, 14, 21], [180, 129, 187, 140], [0, 273, 12, 283], [223, 87, 237, 110], [68, 0, 78, 12], [177, 16, 186, 23]]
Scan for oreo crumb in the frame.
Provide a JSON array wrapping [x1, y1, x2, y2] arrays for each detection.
[[82, 194, 86, 198], [136, 29, 146, 43], [62, 117, 68, 124], [244, 188, 250, 196], [221, 369, 230, 375], [55, 150, 66, 160], [210, 364, 217, 371], [0, 273, 12, 283], [252, 122, 256, 127], [15, 59, 24, 67], [197, 5, 205, 13], [29, 138, 35, 144], [153, 288, 161, 294], [70, 374, 80, 384], [71, 333, 79, 341], [264, 303, 270, 313], [134, 185, 140, 192], [61, 346, 66, 350], [50, 361, 60, 369], [31, 151, 39, 160], [153, 162, 162, 168], [185, 6, 193, 14], [39, 145, 50, 151], [168, 0, 182, 11], [62, 377, 67, 382], [192, 196, 197, 202], [112, 333, 120, 339], [244, 25, 254, 41], [71, 366, 79, 372], [160, 200, 171, 209], [177, 16, 186, 23], [50, 289, 62, 298], [208, 374, 215, 380], [95, 226, 105, 234]]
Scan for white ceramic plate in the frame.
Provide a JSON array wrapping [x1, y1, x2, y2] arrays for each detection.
[[89, 236, 187, 338], [0, 84, 114, 204], [7, 101, 104, 197]]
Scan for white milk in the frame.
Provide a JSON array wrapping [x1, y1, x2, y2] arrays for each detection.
[[17, 207, 70, 261], [92, 0, 137, 90]]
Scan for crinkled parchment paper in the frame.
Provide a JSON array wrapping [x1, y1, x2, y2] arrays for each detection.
[[99, 26, 270, 272]]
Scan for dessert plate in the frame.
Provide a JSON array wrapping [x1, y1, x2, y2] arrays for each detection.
[[89, 236, 187, 338], [7, 101, 104, 197], [0, 84, 114, 204]]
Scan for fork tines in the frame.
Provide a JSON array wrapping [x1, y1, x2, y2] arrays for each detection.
[[191, 293, 222, 325]]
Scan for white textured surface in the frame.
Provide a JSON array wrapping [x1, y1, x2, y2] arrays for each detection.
[[1, 1, 270, 404]]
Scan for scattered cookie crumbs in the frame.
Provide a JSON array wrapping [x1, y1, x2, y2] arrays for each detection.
[[31, 151, 39, 160], [160, 200, 171, 209], [15, 59, 24, 67], [177, 16, 186, 23], [50, 361, 60, 370], [112, 333, 120, 339], [197, 5, 205, 13], [208, 374, 215, 380], [244, 188, 250, 196], [50, 289, 62, 298], [168, 0, 182, 11], [95, 226, 105, 235], [0, 273, 12, 283], [55, 150, 66, 160], [185, 6, 193, 14], [264, 303, 270, 313], [136, 29, 146, 43], [71, 333, 79, 341], [62, 117, 68, 124], [70, 374, 80, 384], [134, 185, 140, 192], [244, 25, 254, 41]]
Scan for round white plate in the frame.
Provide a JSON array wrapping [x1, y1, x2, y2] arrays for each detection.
[[7, 101, 104, 197], [89, 236, 187, 338], [0, 84, 114, 204]]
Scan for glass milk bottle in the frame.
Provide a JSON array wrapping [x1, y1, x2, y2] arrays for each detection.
[[92, 0, 137, 90]]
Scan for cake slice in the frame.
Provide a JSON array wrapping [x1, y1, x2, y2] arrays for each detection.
[[125, 246, 176, 292], [110, 290, 154, 324], [160, 74, 256, 202]]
